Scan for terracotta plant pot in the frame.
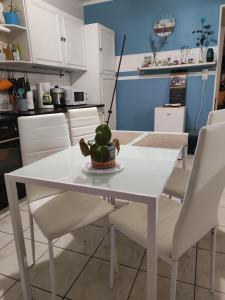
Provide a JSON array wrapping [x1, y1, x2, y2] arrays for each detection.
[[91, 143, 116, 169]]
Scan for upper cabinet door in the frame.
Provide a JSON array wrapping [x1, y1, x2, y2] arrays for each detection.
[[99, 26, 115, 74], [26, 0, 64, 66], [63, 15, 86, 69]]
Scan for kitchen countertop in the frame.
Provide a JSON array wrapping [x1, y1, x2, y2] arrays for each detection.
[[0, 104, 104, 120]]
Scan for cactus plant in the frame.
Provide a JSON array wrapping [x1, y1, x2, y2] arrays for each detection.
[[80, 124, 120, 169]]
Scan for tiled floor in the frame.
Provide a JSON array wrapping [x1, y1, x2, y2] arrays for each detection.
[[1, 155, 225, 299]]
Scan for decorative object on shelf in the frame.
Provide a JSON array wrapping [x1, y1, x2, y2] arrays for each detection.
[[206, 48, 214, 62], [154, 14, 176, 37], [0, 0, 5, 24], [4, 0, 20, 25], [180, 46, 191, 64], [149, 35, 167, 66], [192, 17, 216, 63], [142, 56, 152, 68], [80, 124, 120, 170], [169, 73, 187, 106]]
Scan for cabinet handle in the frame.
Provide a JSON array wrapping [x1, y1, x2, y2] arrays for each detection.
[[100, 48, 103, 52], [64, 37, 66, 42], [61, 37, 64, 41]]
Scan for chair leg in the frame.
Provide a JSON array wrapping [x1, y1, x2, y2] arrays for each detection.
[[170, 261, 178, 300], [110, 226, 116, 288], [103, 217, 109, 247], [48, 240, 56, 300], [210, 228, 216, 294], [29, 212, 35, 265]]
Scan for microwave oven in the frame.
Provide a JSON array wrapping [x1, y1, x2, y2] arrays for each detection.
[[66, 89, 88, 106]]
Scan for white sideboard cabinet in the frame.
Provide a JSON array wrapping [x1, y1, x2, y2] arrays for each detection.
[[154, 106, 186, 132], [72, 23, 116, 129]]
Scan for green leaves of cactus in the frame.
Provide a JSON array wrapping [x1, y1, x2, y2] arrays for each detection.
[[79, 139, 90, 157], [90, 144, 110, 162], [95, 125, 111, 145]]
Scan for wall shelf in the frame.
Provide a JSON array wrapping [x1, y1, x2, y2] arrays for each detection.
[[0, 60, 87, 75], [3, 24, 28, 35], [138, 62, 216, 73]]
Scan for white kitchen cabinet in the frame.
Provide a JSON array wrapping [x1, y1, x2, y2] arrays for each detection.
[[71, 23, 116, 128], [63, 14, 86, 69], [101, 75, 116, 129], [26, 0, 64, 66], [99, 26, 115, 74], [25, 0, 86, 70], [154, 106, 186, 132]]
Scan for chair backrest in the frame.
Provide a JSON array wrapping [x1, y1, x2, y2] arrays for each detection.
[[208, 109, 225, 125], [172, 122, 225, 259], [67, 107, 100, 146], [18, 113, 71, 201]]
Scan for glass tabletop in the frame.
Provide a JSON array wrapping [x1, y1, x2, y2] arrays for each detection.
[[8, 145, 180, 200]]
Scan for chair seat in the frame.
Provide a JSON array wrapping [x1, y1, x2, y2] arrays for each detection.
[[109, 195, 181, 261], [163, 167, 190, 199], [29, 191, 114, 240]]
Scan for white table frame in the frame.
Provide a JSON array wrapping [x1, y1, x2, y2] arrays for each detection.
[[5, 135, 182, 300]]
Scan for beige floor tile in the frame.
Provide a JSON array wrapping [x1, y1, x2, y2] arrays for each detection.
[[67, 257, 137, 300], [197, 249, 225, 293], [1, 282, 62, 299], [0, 239, 48, 279], [129, 271, 194, 300], [55, 225, 105, 256], [0, 210, 30, 235], [0, 210, 9, 221], [140, 248, 196, 284], [196, 287, 225, 300], [94, 231, 145, 269], [19, 200, 29, 211], [0, 274, 16, 298], [23, 222, 49, 244], [218, 208, 225, 227], [0, 232, 14, 250], [92, 218, 105, 227], [219, 190, 225, 208], [199, 227, 225, 253], [30, 246, 89, 297]]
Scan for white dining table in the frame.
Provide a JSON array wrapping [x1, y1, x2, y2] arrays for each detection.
[[5, 140, 180, 300]]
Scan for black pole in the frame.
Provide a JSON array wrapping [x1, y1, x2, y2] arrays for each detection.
[[107, 35, 127, 126]]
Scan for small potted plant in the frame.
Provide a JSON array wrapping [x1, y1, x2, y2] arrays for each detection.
[[192, 17, 216, 63], [79, 124, 120, 170], [4, 0, 20, 25]]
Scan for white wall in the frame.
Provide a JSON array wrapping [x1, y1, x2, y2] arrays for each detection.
[[44, 0, 84, 20]]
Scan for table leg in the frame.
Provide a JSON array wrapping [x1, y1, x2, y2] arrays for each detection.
[[146, 199, 158, 300], [5, 177, 32, 300]]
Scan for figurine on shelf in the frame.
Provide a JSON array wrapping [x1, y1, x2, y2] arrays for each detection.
[[142, 56, 152, 68], [0, 0, 5, 24]]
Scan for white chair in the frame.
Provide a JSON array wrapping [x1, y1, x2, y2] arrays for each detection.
[[109, 121, 225, 300], [164, 108, 225, 199], [67, 107, 101, 146], [18, 113, 114, 300]]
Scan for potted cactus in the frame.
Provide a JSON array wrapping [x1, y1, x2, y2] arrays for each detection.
[[79, 124, 120, 170]]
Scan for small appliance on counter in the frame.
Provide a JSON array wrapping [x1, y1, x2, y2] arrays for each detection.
[[36, 82, 54, 109], [66, 88, 88, 106], [50, 86, 67, 108]]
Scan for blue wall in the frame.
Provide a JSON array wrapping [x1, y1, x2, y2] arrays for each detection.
[[85, 0, 225, 131]]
